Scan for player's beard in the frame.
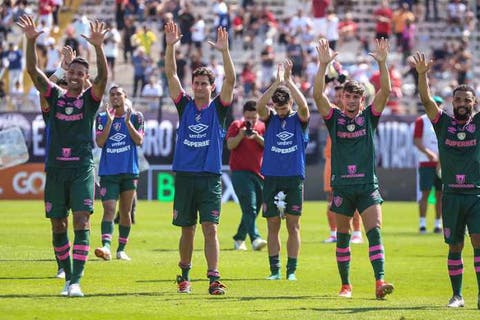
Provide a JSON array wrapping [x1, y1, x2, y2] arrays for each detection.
[[453, 106, 472, 121]]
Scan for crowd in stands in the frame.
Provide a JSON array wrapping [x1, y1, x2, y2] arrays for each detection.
[[0, 0, 479, 115]]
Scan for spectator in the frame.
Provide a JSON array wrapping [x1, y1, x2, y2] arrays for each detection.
[[373, 0, 393, 40], [132, 23, 157, 56], [122, 15, 137, 63], [104, 21, 122, 81], [325, 9, 340, 50], [311, 0, 330, 38], [191, 14, 206, 58], [4, 42, 23, 93], [131, 46, 150, 97], [177, 3, 195, 53], [260, 40, 275, 88], [392, 2, 415, 50], [141, 75, 163, 110]]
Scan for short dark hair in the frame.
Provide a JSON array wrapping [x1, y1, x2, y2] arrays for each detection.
[[70, 57, 89, 70], [109, 84, 126, 95], [343, 80, 365, 96], [453, 84, 476, 98], [272, 86, 291, 105], [334, 84, 344, 92], [243, 100, 257, 113], [192, 67, 215, 85]]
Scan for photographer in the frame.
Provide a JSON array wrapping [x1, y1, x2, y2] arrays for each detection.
[[227, 100, 267, 251]]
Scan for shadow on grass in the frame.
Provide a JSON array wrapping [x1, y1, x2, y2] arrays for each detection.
[[0, 276, 55, 280], [0, 259, 54, 262], [290, 305, 444, 313], [0, 292, 169, 299], [136, 277, 279, 283], [152, 248, 202, 252]]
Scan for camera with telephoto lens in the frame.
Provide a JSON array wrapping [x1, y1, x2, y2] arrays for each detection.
[[244, 121, 253, 136]]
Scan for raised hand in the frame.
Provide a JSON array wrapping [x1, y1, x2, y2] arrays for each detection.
[[411, 51, 433, 74], [60, 46, 76, 69], [283, 59, 293, 82], [368, 38, 389, 63], [16, 15, 43, 40], [125, 107, 132, 124], [164, 22, 181, 46], [82, 20, 109, 47], [208, 27, 229, 52], [316, 39, 338, 65]]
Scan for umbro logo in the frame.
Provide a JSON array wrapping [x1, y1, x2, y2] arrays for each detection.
[[109, 133, 126, 142], [276, 131, 293, 141], [188, 124, 208, 133]]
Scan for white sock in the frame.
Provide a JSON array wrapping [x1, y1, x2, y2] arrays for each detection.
[[352, 231, 362, 238], [419, 217, 426, 228], [330, 230, 337, 237], [435, 219, 442, 228]]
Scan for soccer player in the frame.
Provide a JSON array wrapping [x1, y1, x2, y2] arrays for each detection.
[[323, 84, 363, 244], [313, 38, 394, 299], [257, 59, 310, 281], [164, 22, 235, 295], [413, 95, 443, 234], [94, 86, 144, 261], [227, 100, 267, 251], [412, 51, 480, 308], [18, 15, 108, 297]]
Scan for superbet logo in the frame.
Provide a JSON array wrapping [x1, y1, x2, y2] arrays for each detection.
[[12, 171, 45, 194]]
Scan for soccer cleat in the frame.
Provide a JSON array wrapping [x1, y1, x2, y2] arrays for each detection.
[[287, 273, 297, 281], [233, 240, 247, 251], [447, 295, 464, 308], [252, 238, 267, 251], [56, 268, 65, 279], [350, 235, 364, 244], [338, 284, 352, 298], [419, 226, 427, 234], [60, 280, 70, 296], [375, 280, 394, 299], [94, 247, 112, 261], [208, 281, 226, 295], [323, 236, 337, 243], [434, 227, 442, 234], [116, 251, 131, 261], [266, 273, 281, 280], [68, 283, 84, 297], [176, 275, 191, 293]]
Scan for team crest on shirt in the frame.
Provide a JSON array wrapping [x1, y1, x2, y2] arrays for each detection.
[[113, 122, 122, 131], [73, 99, 83, 109], [195, 113, 202, 123], [347, 165, 357, 175], [333, 196, 343, 207], [355, 116, 364, 126], [456, 174, 466, 184], [65, 107, 73, 115], [281, 120, 286, 129], [466, 123, 476, 133], [457, 132, 466, 140], [346, 124, 355, 132], [62, 148, 71, 158]]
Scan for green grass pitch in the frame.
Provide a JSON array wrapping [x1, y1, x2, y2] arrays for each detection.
[[0, 200, 478, 319]]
